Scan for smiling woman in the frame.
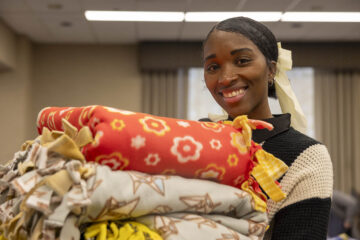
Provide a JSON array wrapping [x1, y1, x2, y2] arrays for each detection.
[[199, 17, 333, 240], [203, 30, 275, 120]]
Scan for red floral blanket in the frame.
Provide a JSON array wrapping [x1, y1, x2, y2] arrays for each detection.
[[37, 105, 287, 211]]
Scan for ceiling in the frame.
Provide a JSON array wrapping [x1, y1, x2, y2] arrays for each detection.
[[0, 0, 360, 43]]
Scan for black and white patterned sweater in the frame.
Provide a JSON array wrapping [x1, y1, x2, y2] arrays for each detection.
[[200, 114, 333, 239]]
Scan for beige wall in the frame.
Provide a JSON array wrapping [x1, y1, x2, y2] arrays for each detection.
[[0, 20, 16, 70], [0, 33, 33, 163], [0, 22, 142, 163], [31, 44, 142, 136]]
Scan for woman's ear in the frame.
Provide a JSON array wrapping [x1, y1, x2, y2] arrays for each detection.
[[268, 60, 277, 80]]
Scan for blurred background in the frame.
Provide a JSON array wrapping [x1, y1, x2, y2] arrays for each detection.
[[0, 0, 360, 196]]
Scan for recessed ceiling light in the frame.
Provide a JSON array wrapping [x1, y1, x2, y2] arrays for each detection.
[[60, 21, 72, 27], [282, 12, 360, 22], [184, 12, 282, 22], [85, 11, 184, 22], [48, 3, 63, 10], [84, 11, 360, 23]]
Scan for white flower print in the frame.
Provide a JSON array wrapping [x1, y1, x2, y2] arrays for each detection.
[[209, 139, 222, 150], [131, 135, 146, 149], [171, 136, 203, 163], [144, 153, 161, 166]]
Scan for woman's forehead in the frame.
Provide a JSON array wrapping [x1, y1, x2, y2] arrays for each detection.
[[203, 30, 261, 56]]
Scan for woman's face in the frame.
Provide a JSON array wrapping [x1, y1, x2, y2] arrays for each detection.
[[203, 30, 275, 120]]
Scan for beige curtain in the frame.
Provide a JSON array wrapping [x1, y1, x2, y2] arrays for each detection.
[[141, 69, 188, 119], [314, 69, 360, 194]]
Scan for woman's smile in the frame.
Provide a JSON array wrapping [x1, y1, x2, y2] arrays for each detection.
[[220, 86, 247, 104]]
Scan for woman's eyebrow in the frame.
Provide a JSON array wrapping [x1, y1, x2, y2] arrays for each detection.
[[231, 48, 253, 55], [204, 48, 253, 61], [204, 53, 216, 61]]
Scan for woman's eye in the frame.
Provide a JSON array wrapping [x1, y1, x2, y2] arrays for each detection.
[[235, 58, 251, 65], [206, 64, 219, 72]]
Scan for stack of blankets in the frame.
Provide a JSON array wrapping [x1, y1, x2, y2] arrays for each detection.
[[0, 105, 288, 240]]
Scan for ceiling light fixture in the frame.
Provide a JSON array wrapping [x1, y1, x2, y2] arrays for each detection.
[[85, 11, 184, 22], [184, 12, 282, 22], [84, 11, 360, 23], [281, 12, 360, 22]]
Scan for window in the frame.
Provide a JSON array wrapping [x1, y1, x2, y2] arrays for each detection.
[[187, 67, 315, 137]]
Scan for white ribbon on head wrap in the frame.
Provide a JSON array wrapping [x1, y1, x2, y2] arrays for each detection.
[[208, 43, 308, 134], [275, 42, 307, 134], [208, 109, 228, 122]]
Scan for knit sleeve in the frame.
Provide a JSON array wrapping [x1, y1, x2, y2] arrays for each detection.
[[264, 144, 333, 239]]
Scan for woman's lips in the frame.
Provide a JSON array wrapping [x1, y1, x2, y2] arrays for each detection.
[[221, 88, 247, 104]]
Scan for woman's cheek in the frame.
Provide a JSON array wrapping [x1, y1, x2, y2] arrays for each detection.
[[204, 76, 216, 91]]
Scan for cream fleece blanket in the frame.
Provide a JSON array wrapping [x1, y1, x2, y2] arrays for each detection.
[[0, 141, 267, 240]]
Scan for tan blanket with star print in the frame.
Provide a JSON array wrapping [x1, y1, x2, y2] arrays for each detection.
[[0, 141, 267, 240]]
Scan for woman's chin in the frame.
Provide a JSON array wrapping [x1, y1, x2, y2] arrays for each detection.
[[225, 107, 248, 119]]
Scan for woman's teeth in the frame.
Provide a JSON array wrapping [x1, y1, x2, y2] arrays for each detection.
[[223, 89, 245, 98]]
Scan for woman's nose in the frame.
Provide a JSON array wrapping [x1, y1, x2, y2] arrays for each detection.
[[219, 67, 237, 85]]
